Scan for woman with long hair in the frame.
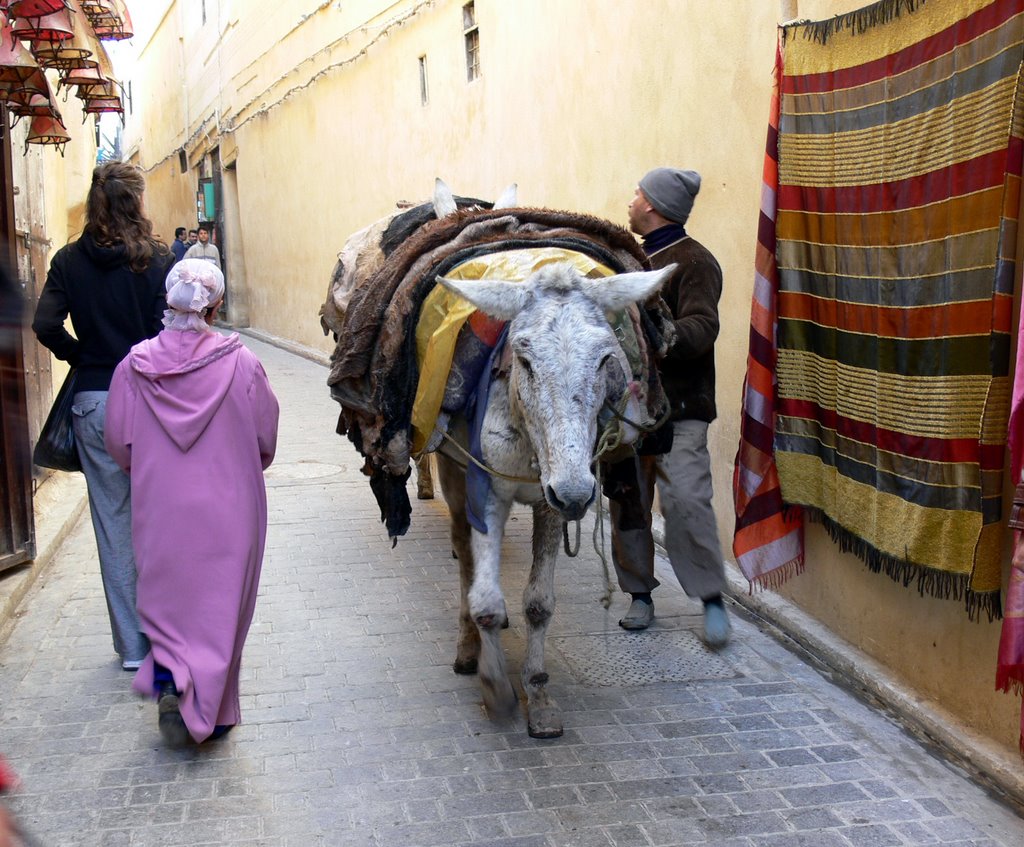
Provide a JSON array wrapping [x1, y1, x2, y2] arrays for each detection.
[[32, 161, 173, 671]]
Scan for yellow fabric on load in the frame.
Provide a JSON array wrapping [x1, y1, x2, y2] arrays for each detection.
[[411, 249, 614, 454]]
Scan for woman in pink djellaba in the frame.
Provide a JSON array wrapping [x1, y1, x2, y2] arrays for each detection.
[[105, 259, 279, 745]]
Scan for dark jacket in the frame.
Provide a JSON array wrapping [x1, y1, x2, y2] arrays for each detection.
[[171, 238, 188, 263], [32, 230, 172, 392], [646, 228, 721, 423]]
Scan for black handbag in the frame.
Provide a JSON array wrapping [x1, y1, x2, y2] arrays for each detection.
[[33, 369, 82, 473]]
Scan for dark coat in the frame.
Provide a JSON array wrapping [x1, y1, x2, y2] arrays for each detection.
[[648, 234, 721, 423], [32, 230, 171, 392]]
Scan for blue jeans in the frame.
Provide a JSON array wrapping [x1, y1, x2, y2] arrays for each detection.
[[72, 391, 149, 662]]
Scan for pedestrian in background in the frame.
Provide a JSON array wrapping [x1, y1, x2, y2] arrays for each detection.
[[186, 228, 198, 248], [170, 226, 188, 263], [32, 162, 172, 671], [183, 225, 221, 267], [105, 259, 279, 745]]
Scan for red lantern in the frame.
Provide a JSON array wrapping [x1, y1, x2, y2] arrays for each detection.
[[10, 8, 75, 43], [24, 111, 71, 155], [9, 1, 68, 17]]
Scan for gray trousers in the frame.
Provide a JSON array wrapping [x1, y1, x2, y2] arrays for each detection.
[[72, 391, 149, 662], [609, 419, 726, 601]]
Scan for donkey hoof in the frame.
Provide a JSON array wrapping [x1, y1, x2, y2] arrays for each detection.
[[528, 707, 563, 739], [480, 676, 518, 719], [453, 657, 478, 675]]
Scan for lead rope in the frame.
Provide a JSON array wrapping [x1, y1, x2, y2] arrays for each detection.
[[585, 392, 634, 608], [586, 393, 673, 608]]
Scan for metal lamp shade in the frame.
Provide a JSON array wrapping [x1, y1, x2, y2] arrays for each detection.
[[58, 61, 103, 87], [10, 9, 75, 42], [7, 89, 61, 118], [33, 6, 98, 70], [92, 1, 131, 40], [0, 21, 42, 84], [9, 0, 68, 17], [24, 112, 70, 154]]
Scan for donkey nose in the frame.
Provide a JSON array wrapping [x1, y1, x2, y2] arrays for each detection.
[[545, 481, 596, 521]]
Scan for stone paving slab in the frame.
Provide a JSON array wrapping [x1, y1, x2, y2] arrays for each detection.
[[1, 335, 1022, 846]]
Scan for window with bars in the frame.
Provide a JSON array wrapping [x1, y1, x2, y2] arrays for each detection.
[[463, 2, 480, 82]]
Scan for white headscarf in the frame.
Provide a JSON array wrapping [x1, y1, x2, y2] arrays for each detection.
[[163, 259, 225, 332]]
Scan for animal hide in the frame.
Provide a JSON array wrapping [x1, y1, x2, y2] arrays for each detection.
[[326, 205, 670, 538]]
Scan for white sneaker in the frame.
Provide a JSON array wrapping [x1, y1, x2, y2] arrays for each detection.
[[122, 659, 143, 671]]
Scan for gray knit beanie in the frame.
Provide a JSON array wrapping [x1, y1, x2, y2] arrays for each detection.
[[639, 168, 701, 225]]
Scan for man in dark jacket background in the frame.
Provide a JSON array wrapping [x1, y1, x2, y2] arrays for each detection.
[[609, 167, 731, 647], [170, 227, 188, 263]]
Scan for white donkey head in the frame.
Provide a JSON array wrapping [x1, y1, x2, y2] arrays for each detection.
[[438, 263, 672, 521]]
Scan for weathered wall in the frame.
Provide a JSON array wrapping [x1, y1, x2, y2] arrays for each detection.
[[118, 0, 1022, 753]]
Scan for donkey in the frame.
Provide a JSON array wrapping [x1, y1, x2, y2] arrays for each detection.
[[434, 262, 672, 737]]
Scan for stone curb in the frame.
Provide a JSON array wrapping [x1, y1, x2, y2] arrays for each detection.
[[0, 471, 88, 647]]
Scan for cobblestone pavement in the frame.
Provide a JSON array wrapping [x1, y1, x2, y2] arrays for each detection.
[[1, 335, 1023, 847]]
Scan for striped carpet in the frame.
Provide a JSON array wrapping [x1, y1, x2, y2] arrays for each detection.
[[735, 0, 1024, 621]]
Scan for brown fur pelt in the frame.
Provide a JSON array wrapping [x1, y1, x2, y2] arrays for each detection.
[[329, 207, 646, 387]]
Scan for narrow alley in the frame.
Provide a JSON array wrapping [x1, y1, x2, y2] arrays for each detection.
[[1, 335, 1022, 847]]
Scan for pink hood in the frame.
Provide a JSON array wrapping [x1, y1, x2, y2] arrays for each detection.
[[127, 330, 244, 452]]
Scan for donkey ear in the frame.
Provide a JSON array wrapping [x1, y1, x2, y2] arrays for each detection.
[[492, 183, 518, 209], [436, 276, 530, 320], [580, 265, 676, 313], [433, 178, 458, 218]]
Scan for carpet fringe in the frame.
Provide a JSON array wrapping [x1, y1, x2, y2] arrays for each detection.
[[792, 0, 928, 44], [803, 507, 1002, 622]]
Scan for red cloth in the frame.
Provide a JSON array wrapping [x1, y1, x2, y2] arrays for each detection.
[[0, 756, 17, 793], [732, 38, 804, 589], [998, 494, 1024, 755]]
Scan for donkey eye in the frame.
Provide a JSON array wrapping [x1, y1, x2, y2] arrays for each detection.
[[518, 356, 533, 376]]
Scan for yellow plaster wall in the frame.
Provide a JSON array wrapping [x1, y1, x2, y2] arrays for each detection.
[[118, 0, 1023, 754]]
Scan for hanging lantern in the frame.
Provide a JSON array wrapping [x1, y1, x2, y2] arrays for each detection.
[[24, 111, 70, 155], [76, 76, 120, 118], [7, 88, 62, 119], [6, 65, 57, 117], [58, 61, 104, 89], [32, 5, 98, 70], [15, 67, 51, 97], [10, 8, 75, 42], [92, 1, 131, 41], [79, 0, 113, 17], [9, 1, 68, 17], [0, 21, 41, 85]]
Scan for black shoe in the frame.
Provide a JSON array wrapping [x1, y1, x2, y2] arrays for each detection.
[[157, 681, 189, 746]]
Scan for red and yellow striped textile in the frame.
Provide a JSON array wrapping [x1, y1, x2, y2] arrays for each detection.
[[733, 40, 805, 589], [771, 0, 1024, 619]]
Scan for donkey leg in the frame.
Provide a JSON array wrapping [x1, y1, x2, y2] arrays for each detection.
[[469, 497, 517, 718], [436, 454, 479, 674], [522, 503, 563, 738], [415, 453, 434, 500]]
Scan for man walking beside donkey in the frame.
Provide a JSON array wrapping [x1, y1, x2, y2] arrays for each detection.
[[607, 167, 731, 647]]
